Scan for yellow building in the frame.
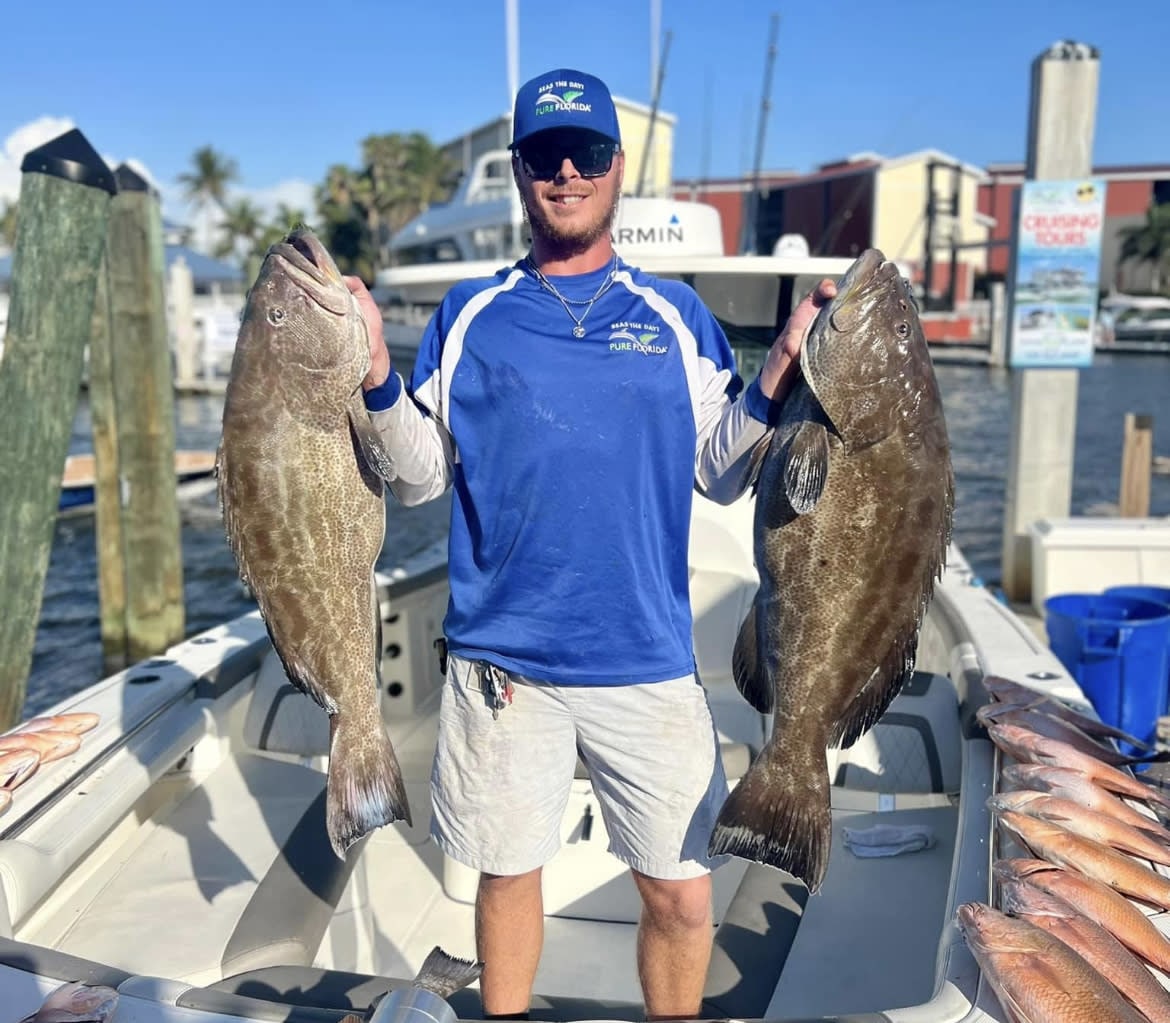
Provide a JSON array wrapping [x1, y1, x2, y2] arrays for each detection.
[[870, 149, 993, 304], [701, 148, 994, 304]]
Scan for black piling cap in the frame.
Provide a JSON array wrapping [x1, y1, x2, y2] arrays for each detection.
[[114, 162, 158, 199], [20, 128, 117, 195]]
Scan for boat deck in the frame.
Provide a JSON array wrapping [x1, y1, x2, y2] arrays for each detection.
[[13, 646, 975, 1021]]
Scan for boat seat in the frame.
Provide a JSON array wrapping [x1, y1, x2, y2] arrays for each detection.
[[702, 670, 962, 1020], [52, 752, 368, 987], [829, 670, 961, 800], [701, 863, 808, 1019], [188, 963, 646, 1021], [243, 644, 331, 758], [764, 804, 959, 1018]]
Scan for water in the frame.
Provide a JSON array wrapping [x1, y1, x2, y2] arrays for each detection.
[[24, 354, 1170, 717]]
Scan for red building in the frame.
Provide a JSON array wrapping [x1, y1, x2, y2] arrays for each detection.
[[670, 172, 800, 256], [978, 164, 1170, 291]]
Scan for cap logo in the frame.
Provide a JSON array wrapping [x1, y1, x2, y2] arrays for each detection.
[[535, 80, 592, 116]]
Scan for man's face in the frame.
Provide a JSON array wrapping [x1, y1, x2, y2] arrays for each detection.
[[513, 129, 624, 255]]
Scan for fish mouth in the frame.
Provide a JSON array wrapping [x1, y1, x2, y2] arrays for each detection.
[[801, 247, 907, 401], [829, 248, 900, 322], [268, 228, 350, 316]]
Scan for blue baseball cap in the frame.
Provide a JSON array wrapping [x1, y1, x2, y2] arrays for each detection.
[[510, 68, 622, 149]]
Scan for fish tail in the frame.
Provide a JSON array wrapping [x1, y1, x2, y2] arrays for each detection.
[[707, 747, 831, 894], [414, 945, 485, 998], [732, 605, 773, 713], [325, 711, 412, 859]]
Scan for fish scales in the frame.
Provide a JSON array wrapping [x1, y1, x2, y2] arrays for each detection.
[[708, 248, 954, 893], [957, 902, 1149, 1023], [217, 227, 409, 858]]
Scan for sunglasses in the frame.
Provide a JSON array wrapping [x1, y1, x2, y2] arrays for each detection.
[[515, 140, 619, 181]]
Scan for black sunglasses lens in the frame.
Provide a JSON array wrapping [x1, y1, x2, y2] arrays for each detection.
[[521, 142, 614, 179]]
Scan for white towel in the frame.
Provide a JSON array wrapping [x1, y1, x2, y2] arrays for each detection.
[[843, 823, 937, 858]]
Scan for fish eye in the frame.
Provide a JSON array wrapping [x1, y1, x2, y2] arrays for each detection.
[[895, 321, 910, 338], [267, 307, 286, 326]]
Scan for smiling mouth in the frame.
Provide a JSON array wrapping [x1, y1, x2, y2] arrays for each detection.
[[549, 194, 587, 206]]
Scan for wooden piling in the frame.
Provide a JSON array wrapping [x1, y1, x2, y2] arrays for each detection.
[[1119, 413, 1154, 518], [105, 163, 185, 662], [87, 248, 129, 672], [0, 129, 116, 729]]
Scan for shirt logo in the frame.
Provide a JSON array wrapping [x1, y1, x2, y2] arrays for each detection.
[[608, 322, 668, 355]]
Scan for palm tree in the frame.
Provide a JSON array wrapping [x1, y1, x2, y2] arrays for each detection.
[[214, 198, 264, 264], [272, 203, 308, 232], [316, 164, 376, 282], [177, 146, 239, 254], [361, 132, 456, 266], [177, 145, 239, 214], [1119, 203, 1170, 294]]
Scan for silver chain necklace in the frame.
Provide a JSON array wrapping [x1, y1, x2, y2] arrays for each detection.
[[526, 255, 619, 338]]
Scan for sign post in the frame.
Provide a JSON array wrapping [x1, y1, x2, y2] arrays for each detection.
[[999, 41, 1100, 603]]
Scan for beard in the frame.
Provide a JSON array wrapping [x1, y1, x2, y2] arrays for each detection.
[[525, 191, 619, 260]]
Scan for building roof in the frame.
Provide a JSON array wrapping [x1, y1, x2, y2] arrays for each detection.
[[984, 161, 1170, 182], [0, 245, 241, 286], [165, 244, 242, 284]]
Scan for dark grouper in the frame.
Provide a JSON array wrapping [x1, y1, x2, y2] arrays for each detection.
[[708, 248, 954, 893], [217, 227, 410, 857]]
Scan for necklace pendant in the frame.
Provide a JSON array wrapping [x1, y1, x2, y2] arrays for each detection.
[[572, 325, 586, 339]]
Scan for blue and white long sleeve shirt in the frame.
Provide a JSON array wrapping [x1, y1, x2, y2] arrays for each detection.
[[364, 257, 774, 686]]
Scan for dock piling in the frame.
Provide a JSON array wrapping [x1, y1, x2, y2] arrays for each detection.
[[87, 248, 130, 671], [0, 129, 116, 728], [105, 163, 186, 663], [1119, 413, 1154, 518], [999, 43, 1100, 600]]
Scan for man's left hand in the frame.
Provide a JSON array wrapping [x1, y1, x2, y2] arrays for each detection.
[[758, 278, 838, 402]]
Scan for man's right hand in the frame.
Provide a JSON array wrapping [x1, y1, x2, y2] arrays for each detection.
[[345, 276, 391, 390]]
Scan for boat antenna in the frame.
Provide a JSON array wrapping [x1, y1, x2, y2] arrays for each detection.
[[636, 28, 672, 197], [505, 0, 523, 256], [738, 12, 780, 254], [699, 66, 713, 190]]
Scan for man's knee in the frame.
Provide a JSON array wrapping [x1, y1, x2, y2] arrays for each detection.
[[633, 871, 712, 932], [479, 867, 543, 896]]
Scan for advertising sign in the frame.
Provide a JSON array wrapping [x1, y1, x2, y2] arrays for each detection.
[[1008, 178, 1106, 369]]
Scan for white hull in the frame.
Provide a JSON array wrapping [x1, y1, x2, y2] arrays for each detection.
[[2, 487, 1130, 1023]]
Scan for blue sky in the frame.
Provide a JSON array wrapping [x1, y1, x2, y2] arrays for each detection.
[[0, 0, 1165, 234]]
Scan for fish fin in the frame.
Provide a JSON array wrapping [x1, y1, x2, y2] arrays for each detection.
[[1127, 749, 1170, 765], [413, 945, 485, 998], [707, 746, 832, 894], [831, 630, 919, 749], [732, 604, 774, 713], [347, 391, 397, 483], [745, 432, 773, 497], [325, 709, 412, 859], [782, 420, 830, 515]]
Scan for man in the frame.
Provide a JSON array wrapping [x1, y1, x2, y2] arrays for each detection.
[[346, 67, 835, 1020]]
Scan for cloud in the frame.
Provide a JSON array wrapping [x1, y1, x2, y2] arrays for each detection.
[[0, 116, 78, 205], [2, 116, 317, 257]]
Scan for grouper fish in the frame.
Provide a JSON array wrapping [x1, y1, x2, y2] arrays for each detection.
[[217, 227, 410, 857], [707, 248, 954, 893]]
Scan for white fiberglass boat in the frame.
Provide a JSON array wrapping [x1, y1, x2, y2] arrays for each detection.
[[0, 484, 1112, 1023]]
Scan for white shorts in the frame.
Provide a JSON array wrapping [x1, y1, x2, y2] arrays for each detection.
[[430, 652, 731, 880]]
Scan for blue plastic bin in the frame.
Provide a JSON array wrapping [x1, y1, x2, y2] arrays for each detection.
[[1104, 584, 1170, 614], [1043, 592, 1170, 756]]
